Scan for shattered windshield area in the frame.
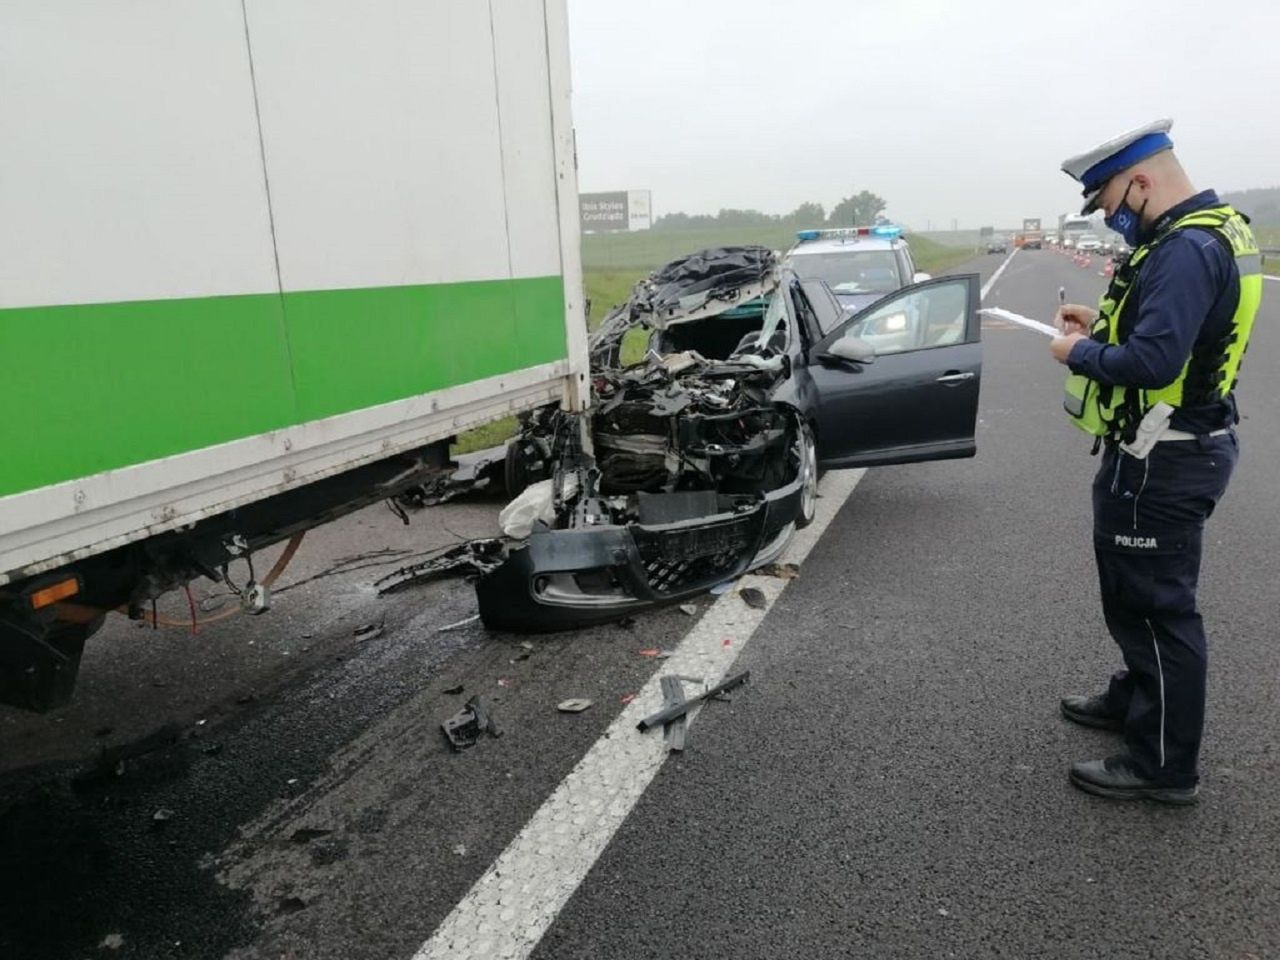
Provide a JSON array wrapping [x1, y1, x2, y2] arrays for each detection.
[[787, 250, 901, 295], [750, 289, 789, 353]]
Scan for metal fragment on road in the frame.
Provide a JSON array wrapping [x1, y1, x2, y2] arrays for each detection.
[[637, 670, 750, 732], [659, 676, 687, 752], [374, 539, 505, 596], [289, 827, 333, 844], [353, 621, 384, 642], [437, 614, 480, 633]]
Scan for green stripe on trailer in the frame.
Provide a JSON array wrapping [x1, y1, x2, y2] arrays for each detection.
[[0, 275, 567, 498]]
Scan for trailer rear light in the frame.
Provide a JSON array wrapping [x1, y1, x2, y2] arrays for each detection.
[[28, 577, 80, 610]]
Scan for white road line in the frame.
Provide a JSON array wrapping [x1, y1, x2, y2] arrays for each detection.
[[413, 468, 867, 960], [981, 247, 1019, 301], [1265, 274, 1280, 282]]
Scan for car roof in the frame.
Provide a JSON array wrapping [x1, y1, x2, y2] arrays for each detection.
[[785, 236, 903, 257]]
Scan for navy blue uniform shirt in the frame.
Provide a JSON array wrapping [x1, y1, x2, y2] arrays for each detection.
[[1067, 190, 1239, 433]]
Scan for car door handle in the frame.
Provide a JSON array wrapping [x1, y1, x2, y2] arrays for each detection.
[[936, 371, 975, 384]]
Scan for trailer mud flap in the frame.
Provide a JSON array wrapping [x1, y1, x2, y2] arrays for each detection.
[[0, 614, 101, 712]]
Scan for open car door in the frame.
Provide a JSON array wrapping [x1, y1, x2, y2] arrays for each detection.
[[806, 274, 982, 468]]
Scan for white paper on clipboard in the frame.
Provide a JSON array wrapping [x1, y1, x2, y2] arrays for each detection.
[[978, 307, 1059, 338]]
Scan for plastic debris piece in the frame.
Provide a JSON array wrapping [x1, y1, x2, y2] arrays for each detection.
[[353, 622, 384, 642], [557, 698, 593, 713], [290, 827, 333, 844], [739, 587, 767, 609], [453, 843, 467, 856], [520, 641, 535, 650], [638, 648, 661, 658], [758, 562, 800, 579], [100, 934, 125, 950], [278, 897, 307, 915], [499, 478, 554, 539], [497, 678, 512, 688], [152, 808, 174, 824], [678, 603, 698, 616], [620, 693, 637, 704], [443, 684, 465, 696], [441, 695, 503, 751], [722, 637, 732, 647]]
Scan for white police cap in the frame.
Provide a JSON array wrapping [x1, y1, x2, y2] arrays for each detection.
[[1061, 118, 1174, 214]]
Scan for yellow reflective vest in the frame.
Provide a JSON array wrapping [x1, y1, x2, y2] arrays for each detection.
[[1063, 204, 1263, 439]]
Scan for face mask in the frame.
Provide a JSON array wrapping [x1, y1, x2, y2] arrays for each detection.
[[1104, 180, 1147, 246]]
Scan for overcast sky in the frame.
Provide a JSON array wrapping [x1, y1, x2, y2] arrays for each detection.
[[566, 0, 1280, 229]]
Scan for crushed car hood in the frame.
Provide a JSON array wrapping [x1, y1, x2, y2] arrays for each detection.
[[636, 245, 778, 329], [590, 246, 780, 368]]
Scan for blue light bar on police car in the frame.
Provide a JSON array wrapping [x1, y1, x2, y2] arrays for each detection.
[[795, 224, 902, 242]]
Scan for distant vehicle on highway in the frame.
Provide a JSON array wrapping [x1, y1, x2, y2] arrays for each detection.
[[1061, 214, 1093, 250], [1076, 233, 1102, 254], [784, 225, 929, 314], [986, 236, 1008, 254]]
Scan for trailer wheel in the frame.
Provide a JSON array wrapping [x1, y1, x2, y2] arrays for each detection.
[[504, 437, 550, 498]]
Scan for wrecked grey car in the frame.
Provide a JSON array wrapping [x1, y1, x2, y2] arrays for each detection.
[[476, 246, 984, 631]]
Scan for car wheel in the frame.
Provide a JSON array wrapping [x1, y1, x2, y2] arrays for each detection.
[[796, 421, 818, 529]]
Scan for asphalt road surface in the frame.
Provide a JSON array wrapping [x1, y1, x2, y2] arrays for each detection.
[[2, 249, 1277, 960]]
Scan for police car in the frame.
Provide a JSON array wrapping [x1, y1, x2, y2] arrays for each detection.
[[783, 224, 930, 314]]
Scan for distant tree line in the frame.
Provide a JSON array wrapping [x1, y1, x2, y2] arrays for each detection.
[[1221, 186, 1280, 225], [653, 190, 887, 231]]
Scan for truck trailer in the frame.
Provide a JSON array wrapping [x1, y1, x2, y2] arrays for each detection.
[[0, 0, 589, 711]]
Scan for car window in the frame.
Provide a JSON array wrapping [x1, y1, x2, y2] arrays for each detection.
[[787, 250, 901, 296], [898, 247, 914, 280], [796, 278, 845, 336], [844, 279, 968, 355]]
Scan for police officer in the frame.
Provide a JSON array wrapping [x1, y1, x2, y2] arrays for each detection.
[[1050, 119, 1263, 804]]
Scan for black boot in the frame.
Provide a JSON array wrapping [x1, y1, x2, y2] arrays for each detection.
[[1069, 755, 1199, 805], [1060, 693, 1124, 732]]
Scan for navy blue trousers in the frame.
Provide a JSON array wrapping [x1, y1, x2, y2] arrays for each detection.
[[1092, 433, 1237, 787]]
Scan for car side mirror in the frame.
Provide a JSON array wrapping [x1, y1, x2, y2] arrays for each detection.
[[823, 334, 876, 365], [913, 271, 932, 283]]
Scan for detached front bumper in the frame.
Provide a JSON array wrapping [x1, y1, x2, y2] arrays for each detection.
[[476, 479, 801, 632]]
